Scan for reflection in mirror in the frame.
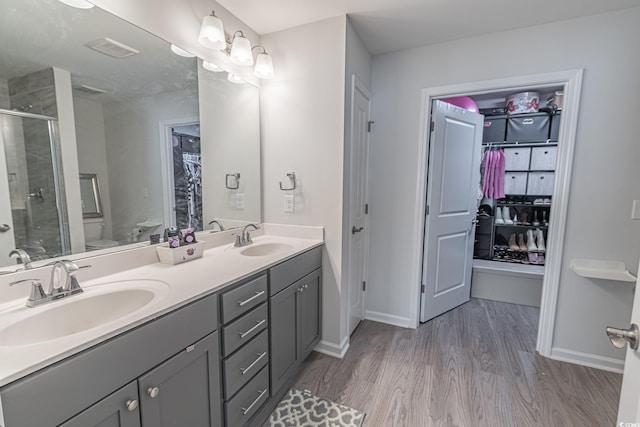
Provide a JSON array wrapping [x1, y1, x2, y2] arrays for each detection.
[[0, 0, 262, 270], [79, 174, 103, 218]]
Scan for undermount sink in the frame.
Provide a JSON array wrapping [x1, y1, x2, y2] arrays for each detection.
[[239, 242, 294, 257], [0, 280, 169, 347]]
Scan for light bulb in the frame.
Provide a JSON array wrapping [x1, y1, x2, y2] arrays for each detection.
[[198, 12, 225, 50], [227, 73, 245, 84], [254, 52, 274, 79], [229, 33, 253, 66]]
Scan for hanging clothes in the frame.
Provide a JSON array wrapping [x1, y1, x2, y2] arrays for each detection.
[[481, 148, 505, 199]]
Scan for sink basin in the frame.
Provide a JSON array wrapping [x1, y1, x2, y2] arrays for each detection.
[[239, 242, 294, 257], [0, 280, 169, 346]]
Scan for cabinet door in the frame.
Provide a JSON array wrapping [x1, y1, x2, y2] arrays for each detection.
[[59, 381, 140, 427], [299, 269, 322, 360], [138, 331, 221, 427], [269, 282, 299, 393]]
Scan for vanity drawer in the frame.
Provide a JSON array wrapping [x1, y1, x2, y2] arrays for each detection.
[[269, 246, 322, 296], [223, 329, 269, 398], [221, 274, 267, 323], [222, 303, 268, 357], [225, 366, 269, 427]]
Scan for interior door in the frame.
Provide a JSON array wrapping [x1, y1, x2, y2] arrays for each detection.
[[0, 115, 17, 266], [420, 100, 483, 322], [615, 258, 640, 423], [347, 77, 371, 335]]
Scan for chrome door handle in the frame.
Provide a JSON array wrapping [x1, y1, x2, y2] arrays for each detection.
[[239, 319, 266, 338], [241, 389, 268, 415], [606, 324, 638, 350], [352, 226, 364, 234], [238, 291, 265, 307], [0, 224, 10, 232], [471, 218, 479, 226], [240, 352, 267, 375]]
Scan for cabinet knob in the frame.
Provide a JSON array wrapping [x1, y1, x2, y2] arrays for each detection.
[[126, 399, 139, 412], [148, 386, 160, 398]]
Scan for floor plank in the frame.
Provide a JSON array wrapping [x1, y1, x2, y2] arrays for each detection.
[[292, 298, 622, 427]]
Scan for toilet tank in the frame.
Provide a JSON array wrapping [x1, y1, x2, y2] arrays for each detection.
[[83, 219, 104, 241]]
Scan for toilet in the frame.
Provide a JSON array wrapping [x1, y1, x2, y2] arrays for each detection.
[[83, 218, 119, 250]]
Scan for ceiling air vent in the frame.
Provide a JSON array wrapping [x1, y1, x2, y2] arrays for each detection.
[[73, 84, 107, 95], [85, 37, 140, 58]]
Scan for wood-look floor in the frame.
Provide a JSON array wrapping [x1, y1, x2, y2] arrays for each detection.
[[292, 298, 622, 427]]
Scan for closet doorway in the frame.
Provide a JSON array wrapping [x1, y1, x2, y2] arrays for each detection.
[[415, 70, 583, 357]]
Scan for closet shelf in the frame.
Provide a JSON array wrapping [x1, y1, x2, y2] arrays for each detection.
[[570, 258, 637, 282], [495, 224, 548, 229]]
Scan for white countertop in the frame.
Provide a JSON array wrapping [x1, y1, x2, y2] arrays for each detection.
[[0, 225, 323, 387]]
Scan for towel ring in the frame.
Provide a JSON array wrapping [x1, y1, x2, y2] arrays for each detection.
[[225, 173, 240, 190], [279, 172, 296, 191]]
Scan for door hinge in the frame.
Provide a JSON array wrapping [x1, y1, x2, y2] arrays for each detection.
[[362, 281, 366, 291], [421, 284, 426, 294], [365, 203, 369, 214], [425, 205, 429, 215], [430, 121, 435, 132], [367, 120, 375, 132]]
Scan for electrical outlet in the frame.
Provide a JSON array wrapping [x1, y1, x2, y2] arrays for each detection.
[[632, 200, 640, 220], [284, 194, 295, 213], [235, 193, 245, 210]]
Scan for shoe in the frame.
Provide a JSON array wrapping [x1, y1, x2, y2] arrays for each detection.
[[542, 210, 548, 226], [517, 233, 527, 251], [508, 234, 519, 250], [532, 210, 540, 226], [543, 198, 551, 205], [533, 198, 544, 205], [536, 229, 546, 252], [520, 210, 530, 225], [527, 229, 538, 251], [503, 206, 513, 224], [513, 213, 518, 224], [495, 206, 504, 224]]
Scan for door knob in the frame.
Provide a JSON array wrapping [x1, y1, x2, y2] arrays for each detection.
[[147, 386, 160, 398], [471, 219, 479, 226], [606, 324, 638, 350], [0, 224, 10, 232], [125, 399, 139, 412], [352, 226, 364, 234]]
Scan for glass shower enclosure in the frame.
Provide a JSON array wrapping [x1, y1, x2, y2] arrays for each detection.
[[0, 109, 70, 267]]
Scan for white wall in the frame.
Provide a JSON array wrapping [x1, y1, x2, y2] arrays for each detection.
[[261, 16, 348, 352], [341, 19, 372, 339], [368, 7, 640, 365], [102, 87, 199, 241], [74, 96, 113, 240], [199, 65, 261, 226]]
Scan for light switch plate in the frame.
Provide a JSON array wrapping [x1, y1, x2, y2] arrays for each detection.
[[632, 200, 640, 220], [284, 194, 295, 213], [235, 193, 245, 210]]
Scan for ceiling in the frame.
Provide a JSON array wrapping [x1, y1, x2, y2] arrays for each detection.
[[217, 0, 640, 54]]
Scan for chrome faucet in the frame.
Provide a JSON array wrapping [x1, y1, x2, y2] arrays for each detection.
[[208, 220, 225, 232], [9, 249, 32, 270], [8, 260, 88, 308], [234, 224, 260, 247]]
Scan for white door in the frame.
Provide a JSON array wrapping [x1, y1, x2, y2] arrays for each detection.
[[0, 115, 17, 266], [420, 100, 483, 322], [347, 76, 371, 335], [615, 258, 640, 423]]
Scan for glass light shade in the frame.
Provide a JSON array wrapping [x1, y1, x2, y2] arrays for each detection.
[[229, 35, 253, 66], [203, 61, 223, 72], [198, 13, 225, 50], [227, 73, 245, 84], [170, 45, 195, 58], [58, 0, 94, 9], [254, 53, 275, 79]]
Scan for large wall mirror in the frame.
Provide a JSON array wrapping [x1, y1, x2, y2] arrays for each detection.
[[0, 0, 261, 270]]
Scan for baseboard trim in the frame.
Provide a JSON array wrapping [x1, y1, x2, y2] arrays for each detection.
[[550, 347, 624, 373], [314, 336, 350, 359], [365, 310, 412, 328]]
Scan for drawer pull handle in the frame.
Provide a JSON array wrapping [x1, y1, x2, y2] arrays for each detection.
[[242, 389, 268, 415], [126, 399, 139, 412], [239, 319, 266, 338], [241, 352, 267, 375], [147, 387, 160, 398], [238, 291, 265, 307]]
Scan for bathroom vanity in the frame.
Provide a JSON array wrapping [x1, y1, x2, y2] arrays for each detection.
[[0, 228, 323, 427]]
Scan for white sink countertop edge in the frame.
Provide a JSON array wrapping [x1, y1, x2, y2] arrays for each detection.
[[0, 229, 323, 387]]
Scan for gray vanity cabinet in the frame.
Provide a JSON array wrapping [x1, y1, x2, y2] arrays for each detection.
[[60, 381, 141, 427], [138, 331, 221, 427], [269, 246, 322, 395]]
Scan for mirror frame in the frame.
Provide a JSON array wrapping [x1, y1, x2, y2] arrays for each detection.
[[79, 174, 103, 219]]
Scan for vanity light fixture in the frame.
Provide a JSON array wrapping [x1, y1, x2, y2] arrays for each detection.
[[198, 11, 225, 50], [229, 31, 253, 66], [203, 61, 224, 72], [58, 0, 94, 9], [227, 73, 245, 84], [170, 45, 195, 58], [252, 46, 275, 79]]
